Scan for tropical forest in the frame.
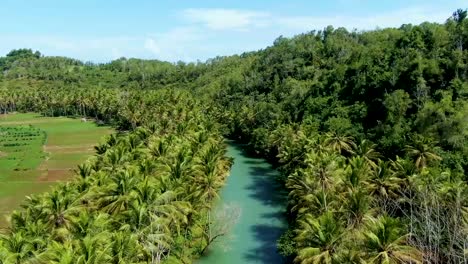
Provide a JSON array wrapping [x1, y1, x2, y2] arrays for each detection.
[[0, 3, 467, 264]]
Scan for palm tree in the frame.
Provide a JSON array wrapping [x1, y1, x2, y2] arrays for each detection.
[[151, 190, 192, 235], [102, 146, 128, 172], [139, 158, 157, 178], [192, 143, 230, 203], [0, 231, 35, 264], [134, 178, 159, 204], [22, 220, 48, 252], [405, 138, 442, 170], [361, 216, 422, 264], [90, 169, 138, 215], [163, 148, 193, 185], [75, 233, 112, 264], [294, 212, 344, 264], [287, 171, 319, 213], [36, 241, 77, 264], [148, 138, 169, 160], [355, 140, 381, 168], [324, 132, 356, 155], [93, 143, 108, 155], [126, 134, 143, 151], [75, 163, 94, 180], [304, 150, 343, 191], [123, 201, 150, 232], [343, 189, 372, 229], [390, 157, 417, 179], [343, 157, 371, 190], [291, 188, 336, 217], [142, 216, 173, 264], [40, 188, 80, 229], [69, 212, 111, 240], [367, 160, 402, 201], [109, 231, 143, 264]]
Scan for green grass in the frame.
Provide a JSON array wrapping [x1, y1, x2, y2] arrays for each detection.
[[0, 126, 46, 176], [0, 113, 112, 222]]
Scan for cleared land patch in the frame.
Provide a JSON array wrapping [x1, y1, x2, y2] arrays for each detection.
[[0, 113, 112, 224]]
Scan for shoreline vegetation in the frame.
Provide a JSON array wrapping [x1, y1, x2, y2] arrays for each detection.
[[0, 90, 233, 263], [0, 8, 467, 263]]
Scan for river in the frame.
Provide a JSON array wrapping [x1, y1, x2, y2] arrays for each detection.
[[197, 142, 287, 264]]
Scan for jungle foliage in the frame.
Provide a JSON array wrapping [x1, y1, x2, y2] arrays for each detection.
[[0, 9, 467, 264]]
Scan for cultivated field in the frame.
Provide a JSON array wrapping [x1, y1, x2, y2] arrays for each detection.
[[0, 113, 112, 224]]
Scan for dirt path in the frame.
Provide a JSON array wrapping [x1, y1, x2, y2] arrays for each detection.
[[0, 118, 68, 126]]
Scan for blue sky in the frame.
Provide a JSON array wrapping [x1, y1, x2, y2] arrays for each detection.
[[0, 0, 465, 62]]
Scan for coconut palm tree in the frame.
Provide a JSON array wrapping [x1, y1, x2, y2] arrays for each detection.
[[287, 171, 319, 212], [102, 146, 128, 172], [109, 231, 143, 264], [96, 170, 138, 215], [405, 138, 442, 170], [291, 188, 336, 217], [34, 241, 76, 264], [40, 188, 80, 230], [142, 216, 173, 264], [324, 132, 356, 155], [343, 157, 371, 190], [75, 163, 94, 180], [0, 231, 35, 264], [304, 150, 343, 191], [342, 189, 372, 229], [294, 212, 344, 264], [192, 143, 229, 203], [151, 190, 192, 235], [355, 140, 381, 168], [69, 212, 111, 240], [367, 160, 402, 201], [361, 216, 422, 264], [75, 233, 112, 264]]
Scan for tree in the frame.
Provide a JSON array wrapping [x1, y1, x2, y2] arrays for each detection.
[[355, 140, 381, 168], [361, 216, 422, 264], [41, 188, 80, 229], [324, 132, 356, 155], [294, 212, 344, 264], [405, 138, 442, 170], [366, 160, 402, 208], [200, 203, 241, 255], [0, 231, 35, 264], [343, 189, 372, 229]]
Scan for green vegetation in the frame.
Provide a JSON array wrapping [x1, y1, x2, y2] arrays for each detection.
[[0, 125, 46, 173], [0, 91, 232, 263], [0, 113, 112, 224], [0, 8, 467, 264]]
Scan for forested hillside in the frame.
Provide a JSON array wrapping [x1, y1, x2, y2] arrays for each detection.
[[0, 9, 467, 264]]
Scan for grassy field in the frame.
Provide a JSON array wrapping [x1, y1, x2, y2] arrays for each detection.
[[0, 113, 112, 223]]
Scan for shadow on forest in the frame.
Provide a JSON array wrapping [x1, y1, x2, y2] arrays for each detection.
[[243, 224, 286, 264]]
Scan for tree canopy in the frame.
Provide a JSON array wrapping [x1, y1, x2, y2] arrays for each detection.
[[0, 9, 467, 264]]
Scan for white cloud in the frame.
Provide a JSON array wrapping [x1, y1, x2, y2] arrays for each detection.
[[144, 38, 161, 55], [278, 7, 452, 32], [181, 8, 270, 31], [0, 6, 459, 63], [144, 27, 203, 61]]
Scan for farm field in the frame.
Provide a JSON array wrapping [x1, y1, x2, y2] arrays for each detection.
[[0, 113, 112, 224]]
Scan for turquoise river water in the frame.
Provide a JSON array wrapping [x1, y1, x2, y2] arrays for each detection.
[[197, 142, 287, 264]]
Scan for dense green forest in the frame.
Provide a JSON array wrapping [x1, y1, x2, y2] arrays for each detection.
[[0, 8, 467, 264]]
